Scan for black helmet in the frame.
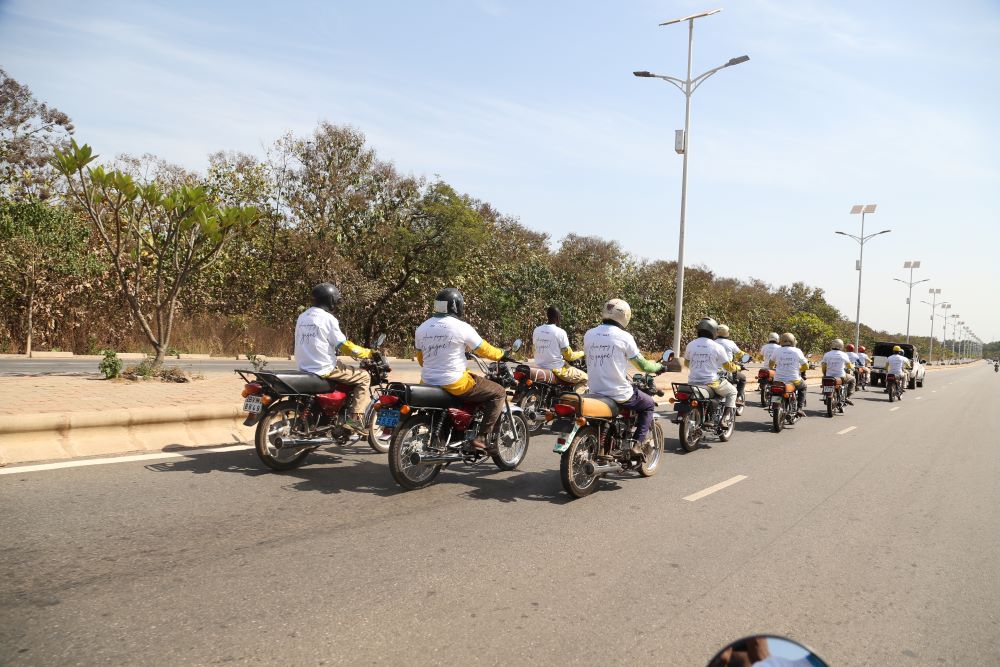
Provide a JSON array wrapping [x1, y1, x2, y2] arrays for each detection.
[[311, 283, 342, 313], [696, 317, 718, 339], [546, 305, 561, 325], [434, 287, 465, 318]]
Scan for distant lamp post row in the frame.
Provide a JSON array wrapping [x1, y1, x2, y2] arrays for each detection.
[[835, 204, 890, 350]]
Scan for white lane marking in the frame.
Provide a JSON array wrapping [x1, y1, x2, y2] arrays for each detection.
[[890, 407, 901, 412], [915, 396, 923, 400], [683, 475, 748, 502], [837, 426, 857, 435], [932, 390, 937, 393], [0, 444, 252, 476]]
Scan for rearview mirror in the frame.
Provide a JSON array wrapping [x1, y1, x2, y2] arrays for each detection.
[[740, 353, 752, 363], [375, 333, 387, 348], [511, 339, 523, 352], [707, 635, 828, 667], [661, 349, 675, 363], [920, 359, 926, 364]]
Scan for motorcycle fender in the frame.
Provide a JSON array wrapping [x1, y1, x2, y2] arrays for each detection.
[[243, 413, 261, 427], [508, 404, 524, 416], [552, 423, 579, 454]]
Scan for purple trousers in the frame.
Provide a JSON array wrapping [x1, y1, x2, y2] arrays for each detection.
[[618, 387, 655, 443]]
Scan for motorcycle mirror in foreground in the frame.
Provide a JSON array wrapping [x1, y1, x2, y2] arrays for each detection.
[[706, 635, 828, 667], [511, 339, 523, 352], [740, 353, 752, 363], [375, 333, 387, 348], [661, 349, 675, 363]]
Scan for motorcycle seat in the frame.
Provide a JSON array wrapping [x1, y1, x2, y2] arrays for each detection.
[[674, 383, 714, 400], [528, 367, 557, 384], [390, 383, 461, 409], [267, 371, 338, 394], [580, 394, 619, 418]]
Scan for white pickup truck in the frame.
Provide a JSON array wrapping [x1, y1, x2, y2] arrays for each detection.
[[870, 341, 926, 389]]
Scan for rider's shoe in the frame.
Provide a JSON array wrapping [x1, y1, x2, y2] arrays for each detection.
[[628, 439, 644, 456], [342, 414, 366, 433], [471, 436, 499, 455], [845, 398, 854, 406], [795, 409, 806, 418]]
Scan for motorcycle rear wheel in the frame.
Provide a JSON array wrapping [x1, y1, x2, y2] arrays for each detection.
[[759, 385, 768, 407], [255, 401, 313, 471], [826, 397, 833, 418], [560, 425, 601, 498], [638, 421, 664, 477], [388, 414, 441, 490], [678, 410, 703, 452], [363, 399, 391, 454], [772, 404, 784, 433], [888, 383, 896, 402], [516, 390, 546, 435], [491, 411, 529, 471]]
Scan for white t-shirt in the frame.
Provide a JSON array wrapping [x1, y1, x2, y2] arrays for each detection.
[[886, 353, 911, 375], [856, 352, 870, 367], [772, 346, 808, 383], [822, 350, 851, 377], [415, 316, 483, 386], [846, 351, 859, 365], [584, 324, 641, 402], [294, 307, 348, 376], [716, 337, 740, 358], [532, 323, 571, 370], [684, 337, 732, 385], [760, 342, 780, 365]]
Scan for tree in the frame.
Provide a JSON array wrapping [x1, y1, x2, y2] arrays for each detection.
[[783, 311, 835, 356], [0, 69, 74, 200], [0, 201, 96, 354], [54, 141, 259, 364]]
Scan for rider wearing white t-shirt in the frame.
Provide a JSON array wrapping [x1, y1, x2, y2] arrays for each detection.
[[532, 306, 586, 385], [583, 299, 662, 452], [821, 338, 856, 403], [884, 345, 912, 395], [414, 288, 509, 453], [683, 318, 739, 421], [715, 323, 747, 405], [294, 283, 373, 431], [769, 332, 810, 417], [760, 332, 781, 367]]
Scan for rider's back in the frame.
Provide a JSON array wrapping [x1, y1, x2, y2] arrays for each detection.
[[583, 323, 638, 402], [294, 306, 345, 376]]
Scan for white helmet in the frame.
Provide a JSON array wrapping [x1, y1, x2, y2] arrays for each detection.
[[780, 332, 796, 346], [831, 338, 844, 350], [768, 332, 780, 343], [602, 299, 631, 328], [716, 324, 730, 338]]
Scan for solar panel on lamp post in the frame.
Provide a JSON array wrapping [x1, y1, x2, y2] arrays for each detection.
[[632, 8, 748, 355]]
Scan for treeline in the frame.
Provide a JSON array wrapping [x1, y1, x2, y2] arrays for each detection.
[[0, 69, 972, 361]]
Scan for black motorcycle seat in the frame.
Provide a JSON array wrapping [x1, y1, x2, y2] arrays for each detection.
[[267, 371, 338, 394], [581, 394, 620, 417], [388, 383, 462, 409]]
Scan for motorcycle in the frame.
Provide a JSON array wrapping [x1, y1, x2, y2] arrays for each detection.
[[513, 357, 587, 434], [720, 360, 748, 416], [672, 352, 751, 452], [757, 367, 775, 409], [886, 372, 903, 402], [770, 374, 806, 432], [549, 352, 668, 498], [384, 340, 529, 490], [236, 333, 393, 471], [821, 375, 846, 417], [855, 365, 868, 391], [994, 362, 998, 372]]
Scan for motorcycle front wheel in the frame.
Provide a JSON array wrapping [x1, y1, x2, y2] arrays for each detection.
[[638, 421, 664, 477], [759, 384, 768, 407], [718, 408, 735, 442], [363, 399, 391, 454], [491, 410, 529, 471], [560, 425, 601, 498], [678, 410, 703, 452], [388, 414, 441, 490], [255, 401, 312, 471]]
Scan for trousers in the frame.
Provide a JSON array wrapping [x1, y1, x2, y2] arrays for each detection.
[[323, 360, 370, 413], [618, 387, 655, 443]]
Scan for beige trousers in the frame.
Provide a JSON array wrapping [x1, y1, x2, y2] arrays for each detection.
[[323, 360, 370, 414]]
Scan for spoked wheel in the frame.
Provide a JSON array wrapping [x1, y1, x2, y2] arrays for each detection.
[[718, 408, 736, 442], [363, 399, 391, 454], [759, 385, 768, 407], [826, 397, 833, 418], [678, 410, 703, 452], [772, 403, 784, 433], [491, 410, 530, 471], [735, 388, 745, 416], [888, 382, 896, 402], [388, 415, 441, 490], [255, 401, 313, 471], [638, 421, 664, 477], [516, 390, 547, 435], [560, 425, 601, 498]]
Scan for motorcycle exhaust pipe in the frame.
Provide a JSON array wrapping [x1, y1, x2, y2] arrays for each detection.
[[274, 437, 338, 449], [409, 452, 465, 465], [583, 462, 623, 476]]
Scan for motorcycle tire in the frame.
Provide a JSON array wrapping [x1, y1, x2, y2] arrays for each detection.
[[388, 414, 441, 490], [888, 383, 895, 402], [255, 401, 313, 471], [491, 411, 529, 471], [678, 410, 703, 452], [560, 425, 601, 498], [516, 390, 547, 435], [718, 411, 736, 442], [759, 386, 768, 407], [772, 404, 784, 433], [363, 399, 391, 454], [826, 397, 833, 418]]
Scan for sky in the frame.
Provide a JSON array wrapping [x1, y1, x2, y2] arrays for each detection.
[[2, 0, 998, 343]]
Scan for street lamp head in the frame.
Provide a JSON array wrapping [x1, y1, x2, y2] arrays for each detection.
[[929, 288, 941, 294], [834, 231, 849, 237], [726, 55, 750, 66], [659, 8, 722, 26], [877, 229, 891, 235], [633, 71, 654, 78]]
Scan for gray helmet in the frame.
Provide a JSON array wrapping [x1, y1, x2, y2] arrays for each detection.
[[831, 338, 844, 350], [696, 318, 718, 339]]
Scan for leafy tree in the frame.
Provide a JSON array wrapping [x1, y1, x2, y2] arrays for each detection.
[[783, 311, 835, 356], [54, 141, 259, 364]]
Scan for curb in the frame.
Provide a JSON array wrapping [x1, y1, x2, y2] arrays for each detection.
[[0, 404, 242, 435]]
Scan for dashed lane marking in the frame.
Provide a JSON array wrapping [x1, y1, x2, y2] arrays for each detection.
[[837, 426, 857, 435], [683, 475, 748, 502], [0, 444, 253, 476], [890, 406, 901, 412]]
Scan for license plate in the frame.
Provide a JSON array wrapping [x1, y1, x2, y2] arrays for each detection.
[[376, 409, 401, 428], [243, 395, 263, 413], [822, 386, 834, 393], [771, 395, 782, 404]]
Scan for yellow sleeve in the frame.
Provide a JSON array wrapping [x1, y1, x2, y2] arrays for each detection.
[[723, 360, 739, 373], [416, 351, 423, 366], [338, 340, 372, 359], [562, 347, 585, 362], [799, 363, 809, 373], [768, 360, 776, 369], [472, 340, 505, 362], [821, 362, 828, 373]]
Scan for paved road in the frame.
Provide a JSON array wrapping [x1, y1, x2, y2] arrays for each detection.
[[2, 363, 997, 665], [0, 357, 423, 377]]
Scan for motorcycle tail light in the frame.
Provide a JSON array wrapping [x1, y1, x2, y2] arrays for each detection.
[[675, 391, 689, 401], [378, 394, 400, 407], [513, 371, 526, 381], [241, 382, 263, 398], [553, 404, 576, 417], [771, 384, 785, 394], [690, 400, 699, 407]]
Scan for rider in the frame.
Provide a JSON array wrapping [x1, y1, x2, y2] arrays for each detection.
[[760, 332, 781, 367], [684, 317, 739, 424], [715, 323, 747, 406], [821, 338, 856, 405], [884, 345, 912, 396], [294, 283, 373, 432], [583, 299, 663, 454], [856, 345, 871, 383], [414, 288, 510, 453], [769, 332, 810, 418], [532, 306, 587, 387]]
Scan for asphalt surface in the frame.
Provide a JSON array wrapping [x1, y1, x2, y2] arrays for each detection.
[[2, 363, 997, 666], [0, 357, 423, 377]]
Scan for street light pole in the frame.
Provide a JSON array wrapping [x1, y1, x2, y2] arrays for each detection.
[[922, 288, 941, 364], [633, 8, 748, 354], [894, 261, 927, 343], [836, 204, 888, 350]]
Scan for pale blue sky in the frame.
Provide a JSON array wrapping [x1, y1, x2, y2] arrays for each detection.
[[2, 0, 998, 343]]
